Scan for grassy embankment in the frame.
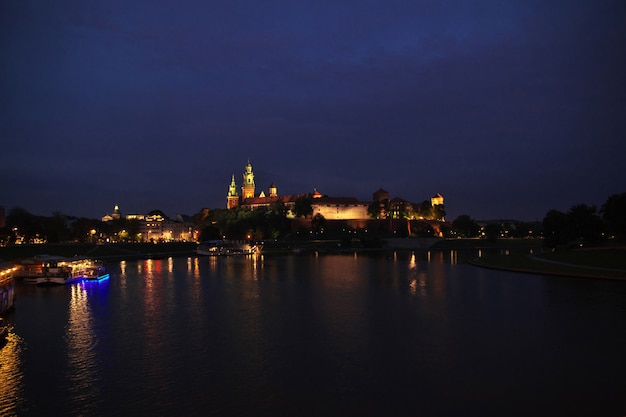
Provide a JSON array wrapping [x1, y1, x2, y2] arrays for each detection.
[[469, 244, 626, 280], [429, 238, 543, 251]]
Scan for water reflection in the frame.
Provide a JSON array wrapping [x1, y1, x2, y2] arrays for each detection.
[[7, 251, 626, 416], [407, 252, 428, 297], [167, 257, 174, 275], [0, 329, 25, 415], [65, 283, 100, 414], [187, 257, 202, 280], [450, 250, 458, 264]]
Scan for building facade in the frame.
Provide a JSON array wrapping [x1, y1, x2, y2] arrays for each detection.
[[101, 206, 193, 242]]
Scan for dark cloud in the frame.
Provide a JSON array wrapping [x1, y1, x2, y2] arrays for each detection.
[[2, 0, 625, 220]]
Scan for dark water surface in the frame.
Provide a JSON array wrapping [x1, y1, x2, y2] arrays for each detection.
[[1, 251, 625, 416]]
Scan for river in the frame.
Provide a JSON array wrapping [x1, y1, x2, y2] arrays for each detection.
[[1, 250, 625, 416]]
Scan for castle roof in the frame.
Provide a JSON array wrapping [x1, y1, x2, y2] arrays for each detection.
[[240, 193, 365, 207]]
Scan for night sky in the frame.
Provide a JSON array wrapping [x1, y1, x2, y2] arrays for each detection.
[[2, 1, 625, 221]]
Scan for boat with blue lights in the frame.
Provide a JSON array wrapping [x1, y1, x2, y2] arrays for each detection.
[[79, 262, 110, 283]]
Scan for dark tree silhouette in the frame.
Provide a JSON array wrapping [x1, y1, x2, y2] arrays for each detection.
[[566, 204, 603, 244], [452, 214, 480, 238], [543, 209, 569, 248], [600, 192, 626, 240], [293, 197, 313, 218]]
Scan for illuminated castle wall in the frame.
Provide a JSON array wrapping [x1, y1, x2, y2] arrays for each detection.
[[311, 198, 369, 220]]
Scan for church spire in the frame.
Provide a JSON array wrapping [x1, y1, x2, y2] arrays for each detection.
[[269, 182, 278, 198], [227, 174, 240, 209], [228, 175, 238, 197]]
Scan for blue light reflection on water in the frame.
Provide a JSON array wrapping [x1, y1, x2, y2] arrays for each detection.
[[3, 251, 626, 416]]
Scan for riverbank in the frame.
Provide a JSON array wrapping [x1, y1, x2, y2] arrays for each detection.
[[0, 242, 197, 261], [2, 240, 624, 280], [0, 238, 544, 260], [470, 247, 626, 281]]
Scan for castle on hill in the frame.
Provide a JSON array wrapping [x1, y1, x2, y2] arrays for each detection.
[[226, 161, 445, 222]]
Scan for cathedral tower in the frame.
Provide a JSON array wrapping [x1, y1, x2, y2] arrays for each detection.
[[227, 175, 240, 209], [241, 161, 255, 199], [269, 182, 278, 198]]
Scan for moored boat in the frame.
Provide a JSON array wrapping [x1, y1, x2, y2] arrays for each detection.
[[0, 264, 16, 316], [80, 263, 110, 283], [14, 256, 108, 285]]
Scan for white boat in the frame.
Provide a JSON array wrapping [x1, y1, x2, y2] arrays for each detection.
[[31, 255, 76, 285], [197, 240, 262, 256]]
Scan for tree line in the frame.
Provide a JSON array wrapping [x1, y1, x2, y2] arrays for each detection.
[[542, 192, 626, 248], [451, 192, 626, 247], [1, 207, 146, 244], [2, 192, 624, 246]]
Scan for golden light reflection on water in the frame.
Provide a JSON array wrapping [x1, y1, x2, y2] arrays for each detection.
[[316, 254, 364, 289], [145, 259, 154, 274], [0, 330, 25, 415], [118, 260, 128, 304], [250, 254, 264, 281], [167, 257, 174, 274], [193, 257, 200, 278], [408, 252, 428, 297], [66, 283, 99, 405], [187, 257, 202, 279], [143, 259, 161, 319]]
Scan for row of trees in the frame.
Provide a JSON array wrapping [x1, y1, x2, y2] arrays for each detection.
[[543, 192, 626, 248], [367, 199, 446, 221], [197, 203, 292, 241], [3, 192, 623, 246], [450, 192, 626, 247], [0, 207, 146, 244], [0, 200, 318, 245], [451, 215, 541, 240]]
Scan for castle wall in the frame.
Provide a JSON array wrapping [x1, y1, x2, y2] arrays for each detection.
[[312, 203, 369, 220]]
